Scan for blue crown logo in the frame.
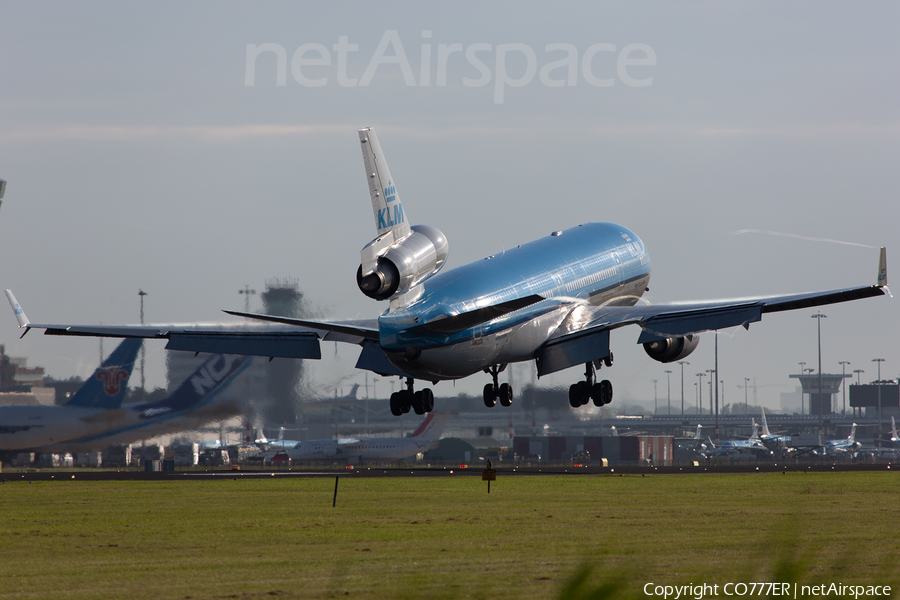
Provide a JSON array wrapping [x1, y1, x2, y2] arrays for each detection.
[[384, 181, 397, 204]]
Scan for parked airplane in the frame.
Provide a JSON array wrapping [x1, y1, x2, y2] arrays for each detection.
[[6, 129, 890, 417], [823, 423, 860, 455], [717, 420, 773, 458], [758, 408, 791, 450], [889, 417, 900, 447], [276, 411, 449, 463], [0, 338, 141, 454], [0, 338, 249, 453]]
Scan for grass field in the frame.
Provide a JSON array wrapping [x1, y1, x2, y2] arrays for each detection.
[[1, 470, 899, 599]]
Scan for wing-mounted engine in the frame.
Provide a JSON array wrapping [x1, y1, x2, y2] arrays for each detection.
[[643, 335, 699, 363], [357, 224, 449, 301]]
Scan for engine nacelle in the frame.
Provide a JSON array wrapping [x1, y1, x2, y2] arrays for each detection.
[[357, 224, 449, 300], [643, 335, 699, 363]]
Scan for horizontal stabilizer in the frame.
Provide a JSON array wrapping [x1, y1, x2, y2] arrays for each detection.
[[408, 295, 544, 336]]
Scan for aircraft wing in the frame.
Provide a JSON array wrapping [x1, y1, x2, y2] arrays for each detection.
[[6, 289, 379, 360], [536, 247, 887, 377]]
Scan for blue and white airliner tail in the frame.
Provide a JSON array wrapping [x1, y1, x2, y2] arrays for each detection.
[[7, 128, 890, 418]]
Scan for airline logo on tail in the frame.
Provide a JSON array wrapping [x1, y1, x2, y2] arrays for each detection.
[[384, 181, 397, 203], [377, 181, 404, 231], [96, 367, 129, 396]]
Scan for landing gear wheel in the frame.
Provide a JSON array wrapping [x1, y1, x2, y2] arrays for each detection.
[[484, 384, 497, 408], [599, 379, 613, 405], [390, 392, 404, 416], [604, 352, 614, 368], [422, 388, 435, 413], [498, 383, 513, 407], [569, 381, 589, 407], [413, 391, 426, 415]]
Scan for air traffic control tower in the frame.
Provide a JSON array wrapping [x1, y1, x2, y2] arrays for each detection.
[[789, 372, 851, 415]]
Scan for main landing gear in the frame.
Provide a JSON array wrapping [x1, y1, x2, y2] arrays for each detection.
[[569, 354, 614, 408], [390, 377, 435, 417], [483, 364, 513, 408]]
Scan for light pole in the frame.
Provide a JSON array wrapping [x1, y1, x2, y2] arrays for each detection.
[[743, 377, 750, 413], [873, 358, 885, 444], [678, 361, 690, 417], [812, 313, 826, 426], [664, 370, 672, 415], [696, 373, 706, 415], [239, 285, 256, 312], [138, 289, 147, 402], [706, 369, 715, 417], [838, 361, 850, 415]]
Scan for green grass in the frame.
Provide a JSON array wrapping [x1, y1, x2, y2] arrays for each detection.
[[1, 471, 899, 599]]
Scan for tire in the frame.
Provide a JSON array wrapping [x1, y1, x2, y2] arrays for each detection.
[[413, 391, 426, 415], [390, 392, 404, 417], [600, 379, 613, 405], [569, 383, 583, 408], [499, 383, 513, 407], [483, 383, 497, 408], [421, 388, 435, 412]]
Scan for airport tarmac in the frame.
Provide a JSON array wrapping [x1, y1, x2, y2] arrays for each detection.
[[2, 462, 896, 482]]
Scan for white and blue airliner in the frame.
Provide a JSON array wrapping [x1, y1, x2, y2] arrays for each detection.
[[6, 128, 889, 417]]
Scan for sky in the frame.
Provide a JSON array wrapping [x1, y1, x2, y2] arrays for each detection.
[[1, 1, 898, 412]]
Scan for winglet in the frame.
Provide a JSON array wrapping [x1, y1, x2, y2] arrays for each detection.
[[5, 289, 30, 329], [877, 247, 888, 286]]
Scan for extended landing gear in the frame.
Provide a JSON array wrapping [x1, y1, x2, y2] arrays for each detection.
[[569, 355, 614, 408], [390, 377, 435, 417], [483, 364, 513, 408]]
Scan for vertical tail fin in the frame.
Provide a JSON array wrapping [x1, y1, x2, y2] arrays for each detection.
[[66, 338, 143, 409], [359, 128, 410, 240], [892, 417, 898, 440], [408, 412, 450, 442], [848, 423, 857, 442], [760, 408, 771, 437], [139, 354, 250, 414]]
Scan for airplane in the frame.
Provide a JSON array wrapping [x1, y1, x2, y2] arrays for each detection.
[[6, 129, 891, 417], [890, 417, 900, 447], [758, 408, 791, 450], [823, 423, 860, 455], [0, 338, 141, 455], [275, 411, 450, 463], [715, 420, 773, 458]]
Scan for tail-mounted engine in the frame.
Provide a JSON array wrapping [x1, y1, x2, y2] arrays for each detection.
[[357, 224, 449, 300], [643, 335, 699, 363]]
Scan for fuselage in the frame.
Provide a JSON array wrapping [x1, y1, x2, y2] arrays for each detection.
[[0, 399, 242, 454], [379, 222, 651, 380]]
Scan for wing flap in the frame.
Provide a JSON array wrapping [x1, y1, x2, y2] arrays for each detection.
[[637, 304, 762, 343], [166, 332, 322, 360], [535, 328, 610, 377]]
